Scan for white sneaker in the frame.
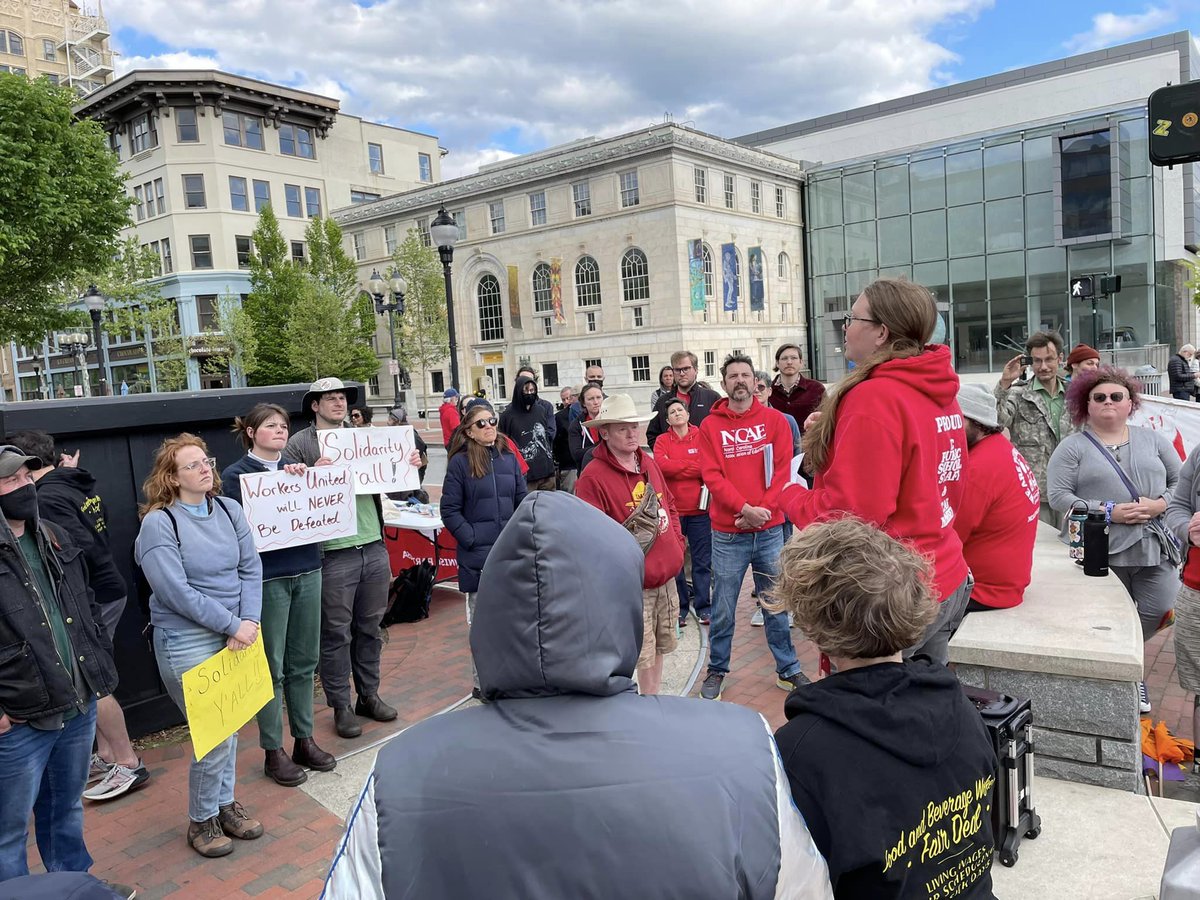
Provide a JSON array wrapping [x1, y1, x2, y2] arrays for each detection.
[[1138, 681, 1152, 715], [750, 607, 764, 627], [83, 760, 150, 801], [87, 753, 112, 786]]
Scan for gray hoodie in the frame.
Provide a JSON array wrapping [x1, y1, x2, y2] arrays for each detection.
[[323, 491, 833, 900]]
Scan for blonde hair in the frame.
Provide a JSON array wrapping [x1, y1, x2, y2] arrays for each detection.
[[764, 516, 937, 658], [139, 433, 221, 517], [803, 278, 937, 472]]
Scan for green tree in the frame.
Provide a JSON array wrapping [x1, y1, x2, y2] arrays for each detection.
[[0, 74, 130, 344], [392, 228, 449, 416], [242, 205, 307, 385], [285, 280, 378, 383], [202, 290, 259, 387], [306, 216, 359, 300]]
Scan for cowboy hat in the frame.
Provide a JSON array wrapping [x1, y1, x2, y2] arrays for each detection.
[[586, 393, 654, 429]]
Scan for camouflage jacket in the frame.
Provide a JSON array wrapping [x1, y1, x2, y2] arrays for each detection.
[[994, 377, 1076, 497]]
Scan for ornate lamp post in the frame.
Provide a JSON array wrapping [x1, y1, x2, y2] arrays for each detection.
[[368, 268, 407, 403], [58, 332, 91, 397], [429, 207, 460, 391], [81, 284, 110, 395]]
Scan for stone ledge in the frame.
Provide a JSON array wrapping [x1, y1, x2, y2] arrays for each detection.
[[1036, 756, 1144, 792]]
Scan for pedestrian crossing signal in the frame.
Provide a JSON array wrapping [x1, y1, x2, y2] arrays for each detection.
[[1070, 276, 1094, 299], [1149, 82, 1200, 166]]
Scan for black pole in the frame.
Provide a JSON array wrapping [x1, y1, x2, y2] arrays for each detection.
[[90, 308, 108, 396], [439, 247, 460, 390], [387, 306, 401, 402]]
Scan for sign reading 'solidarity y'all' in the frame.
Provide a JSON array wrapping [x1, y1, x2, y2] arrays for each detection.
[[318, 425, 421, 494], [237, 465, 358, 552]]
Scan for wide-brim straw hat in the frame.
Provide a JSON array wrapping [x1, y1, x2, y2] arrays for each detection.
[[586, 393, 655, 429]]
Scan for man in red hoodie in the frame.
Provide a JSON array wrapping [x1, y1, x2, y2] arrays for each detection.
[[697, 354, 806, 701], [576, 394, 685, 695]]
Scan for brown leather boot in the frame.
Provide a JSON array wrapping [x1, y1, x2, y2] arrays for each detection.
[[264, 748, 307, 786], [217, 801, 263, 840], [187, 816, 233, 858], [292, 737, 336, 772]]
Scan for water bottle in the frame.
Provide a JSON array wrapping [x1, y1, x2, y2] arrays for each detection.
[[1083, 511, 1109, 577], [1068, 502, 1088, 562]]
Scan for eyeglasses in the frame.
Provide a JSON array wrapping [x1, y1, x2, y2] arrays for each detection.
[[841, 313, 879, 329], [472, 417, 499, 430], [671, 365, 695, 373], [1091, 391, 1126, 404], [180, 457, 217, 473]]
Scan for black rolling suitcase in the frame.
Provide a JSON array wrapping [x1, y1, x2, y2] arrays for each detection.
[[963, 686, 1042, 867]]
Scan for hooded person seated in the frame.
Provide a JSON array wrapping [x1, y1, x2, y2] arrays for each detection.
[[770, 517, 998, 900], [323, 492, 834, 900]]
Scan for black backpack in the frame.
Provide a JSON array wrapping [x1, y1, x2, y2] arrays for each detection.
[[381, 561, 436, 627]]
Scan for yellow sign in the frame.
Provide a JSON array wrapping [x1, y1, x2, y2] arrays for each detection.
[[481, 351, 504, 364], [182, 637, 273, 761]]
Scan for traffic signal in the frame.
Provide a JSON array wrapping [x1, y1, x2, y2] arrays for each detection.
[[1100, 275, 1122, 295], [1070, 276, 1094, 299], [1148, 81, 1200, 166]]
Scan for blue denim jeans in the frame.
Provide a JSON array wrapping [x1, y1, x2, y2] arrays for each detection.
[[675, 513, 712, 618], [707, 525, 800, 677], [0, 700, 96, 881], [154, 625, 238, 822]]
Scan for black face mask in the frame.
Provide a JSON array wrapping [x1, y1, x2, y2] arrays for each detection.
[[0, 483, 38, 523], [518, 391, 537, 410]]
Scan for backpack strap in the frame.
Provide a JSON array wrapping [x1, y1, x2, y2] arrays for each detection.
[[160, 505, 181, 546]]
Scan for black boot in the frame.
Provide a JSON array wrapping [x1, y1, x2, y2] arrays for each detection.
[[293, 737, 337, 772], [263, 749, 307, 787], [333, 706, 362, 738], [355, 694, 398, 722]]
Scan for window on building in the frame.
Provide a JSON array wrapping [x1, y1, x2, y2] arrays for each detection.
[[304, 187, 321, 217], [384, 225, 398, 255], [133, 186, 145, 221], [229, 176, 249, 212], [2, 31, 23, 55], [131, 113, 158, 154], [620, 248, 650, 302], [279, 123, 315, 158], [631, 355, 651, 382], [702, 244, 714, 297], [190, 235, 212, 269], [694, 167, 707, 203], [619, 170, 639, 207], [368, 142, 384, 174], [350, 190, 381, 204], [542, 317, 553, 336], [154, 178, 165, 215], [235, 236, 253, 269], [542, 363, 558, 387], [632, 306, 645, 328], [750, 180, 761, 214], [366, 374, 380, 396], [1059, 131, 1114, 240], [42, 38, 55, 61], [145, 241, 162, 277], [724, 172, 735, 209], [284, 184, 302, 217], [107, 130, 120, 160], [44, 73, 59, 85], [161, 238, 173, 273], [430, 371, 445, 394], [291, 241, 305, 263], [584, 358, 602, 373], [195, 295, 219, 332], [778, 251, 790, 279], [704, 350, 716, 378], [533, 263, 553, 313], [453, 209, 467, 241], [418, 152, 432, 182], [417, 217, 431, 247], [575, 256, 601, 307], [183, 174, 206, 209], [352, 232, 366, 261], [223, 111, 264, 150], [573, 181, 591, 217], [252, 180, 271, 212], [489, 201, 505, 234], [175, 107, 198, 142], [477, 274, 505, 341], [775, 185, 786, 218], [529, 191, 547, 226], [585, 311, 598, 333]]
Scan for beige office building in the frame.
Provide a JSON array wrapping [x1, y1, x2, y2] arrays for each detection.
[[0, 0, 113, 94]]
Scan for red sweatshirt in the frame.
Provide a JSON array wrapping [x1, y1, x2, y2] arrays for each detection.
[[653, 426, 705, 515], [698, 398, 794, 533], [953, 433, 1039, 609], [779, 345, 968, 601], [440, 402, 461, 447], [575, 441, 684, 589]]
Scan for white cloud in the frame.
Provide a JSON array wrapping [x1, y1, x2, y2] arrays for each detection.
[[1064, 6, 1177, 53], [115, 50, 220, 75], [106, 0, 993, 175]]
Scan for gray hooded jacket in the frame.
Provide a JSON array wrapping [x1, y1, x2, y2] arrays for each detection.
[[324, 491, 832, 900]]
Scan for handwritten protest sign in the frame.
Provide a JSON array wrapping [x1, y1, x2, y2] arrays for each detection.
[[182, 637, 273, 761], [318, 425, 420, 494], [238, 466, 357, 552]]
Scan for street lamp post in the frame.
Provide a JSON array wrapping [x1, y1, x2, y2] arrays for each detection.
[[81, 284, 110, 396], [58, 332, 91, 397], [430, 207, 460, 391], [368, 268, 408, 403]]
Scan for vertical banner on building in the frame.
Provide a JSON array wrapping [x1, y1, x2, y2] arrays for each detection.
[[550, 257, 565, 324], [721, 243, 739, 313], [688, 240, 705, 312], [748, 246, 765, 312], [506, 265, 522, 330]]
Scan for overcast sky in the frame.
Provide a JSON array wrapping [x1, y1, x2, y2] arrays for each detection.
[[106, 0, 1200, 177]]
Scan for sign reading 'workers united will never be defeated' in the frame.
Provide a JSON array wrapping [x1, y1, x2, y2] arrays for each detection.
[[238, 465, 358, 552], [318, 425, 421, 494]]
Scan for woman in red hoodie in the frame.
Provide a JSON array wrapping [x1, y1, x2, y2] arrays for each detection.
[[780, 278, 969, 665], [654, 397, 711, 627]]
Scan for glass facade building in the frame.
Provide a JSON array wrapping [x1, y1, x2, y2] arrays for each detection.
[[805, 108, 1179, 380]]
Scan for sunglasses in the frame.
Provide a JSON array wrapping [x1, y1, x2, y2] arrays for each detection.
[[1091, 391, 1126, 403], [471, 417, 499, 430], [180, 456, 217, 473]]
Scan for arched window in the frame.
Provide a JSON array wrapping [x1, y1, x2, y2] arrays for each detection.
[[620, 248, 650, 302], [575, 255, 601, 307], [1, 31, 25, 56], [532, 262, 553, 313], [477, 274, 504, 341], [702, 244, 714, 298], [778, 251, 791, 279]]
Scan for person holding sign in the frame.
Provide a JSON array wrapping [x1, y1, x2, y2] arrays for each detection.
[[134, 435, 265, 859], [223, 404, 336, 787]]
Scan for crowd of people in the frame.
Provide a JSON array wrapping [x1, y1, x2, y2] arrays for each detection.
[[7, 274, 1200, 897]]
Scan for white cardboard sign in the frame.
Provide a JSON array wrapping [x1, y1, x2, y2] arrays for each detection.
[[318, 425, 421, 494], [238, 466, 358, 551]]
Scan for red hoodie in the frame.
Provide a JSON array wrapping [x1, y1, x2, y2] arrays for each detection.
[[698, 398, 794, 533], [779, 345, 968, 601], [575, 441, 684, 589], [653, 425, 705, 515]]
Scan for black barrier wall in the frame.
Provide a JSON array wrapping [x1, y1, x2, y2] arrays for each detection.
[[0, 383, 358, 738]]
